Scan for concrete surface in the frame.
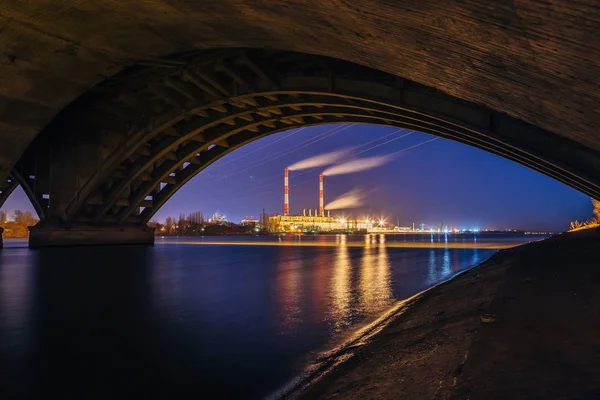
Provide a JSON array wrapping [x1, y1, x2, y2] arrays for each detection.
[[28, 223, 155, 248]]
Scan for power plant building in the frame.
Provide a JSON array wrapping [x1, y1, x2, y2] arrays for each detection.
[[269, 169, 387, 232], [269, 213, 344, 232], [269, 211, 388, 233]]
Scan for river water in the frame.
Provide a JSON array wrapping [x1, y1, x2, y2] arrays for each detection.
[[0, 233, 546, 399]]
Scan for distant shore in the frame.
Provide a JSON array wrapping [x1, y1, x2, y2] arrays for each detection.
[[297, 228, 600, 399], [155, 230, 553, 237]]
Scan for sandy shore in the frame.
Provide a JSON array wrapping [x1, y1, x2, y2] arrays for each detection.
[[300, 228, 600, 399]]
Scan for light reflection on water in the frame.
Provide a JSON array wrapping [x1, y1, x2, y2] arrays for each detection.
[[331, 237, 351, 331], [276, 246, 302, 333], [358, 236, 393, 315], [161, 231, 537, 250], [0, 233, 546, 399], [427, 248, 437, 284]]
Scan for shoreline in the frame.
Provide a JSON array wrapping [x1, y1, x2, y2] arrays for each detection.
[[271, 250, 499, 400], [297, 228, 600, 399]]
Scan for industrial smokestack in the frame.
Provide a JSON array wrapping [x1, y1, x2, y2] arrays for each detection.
[[319, 174, 324, 217], [284, 168, 289, 216]]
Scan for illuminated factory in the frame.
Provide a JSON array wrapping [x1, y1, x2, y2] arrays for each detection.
[[269, 168, 392, 232]]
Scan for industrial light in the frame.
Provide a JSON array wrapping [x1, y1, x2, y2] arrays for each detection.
[[379, 219, 385, 227]]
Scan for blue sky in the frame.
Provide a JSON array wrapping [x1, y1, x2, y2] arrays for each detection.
[[2, 124, 593, 231]]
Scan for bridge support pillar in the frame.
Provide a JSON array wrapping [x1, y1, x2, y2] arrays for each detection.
[[28, 222, 155, 248]]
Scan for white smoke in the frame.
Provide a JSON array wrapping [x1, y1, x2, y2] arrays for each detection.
[[322, 155, 394, 176], [325, 188, 366, 210], [287, 149, 350, 171]]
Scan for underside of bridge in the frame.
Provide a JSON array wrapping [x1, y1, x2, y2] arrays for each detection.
[[0, 1, 599, 246]]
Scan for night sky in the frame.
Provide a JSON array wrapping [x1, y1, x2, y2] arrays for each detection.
[[2, 124, 594, 231]]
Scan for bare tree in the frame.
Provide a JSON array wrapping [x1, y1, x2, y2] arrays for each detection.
[[13, 210, 38, 227], [188, 211, 204, 226], [177, 213, 188, 235], [592, 198, 600, 222], [570, 220, 584, 230], [165, 216, 175, 234], [569, 198, 600, 231]]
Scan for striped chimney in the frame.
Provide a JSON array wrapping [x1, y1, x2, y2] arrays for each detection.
[[319, 174, 324, 216], [284, 168, 289, 216]]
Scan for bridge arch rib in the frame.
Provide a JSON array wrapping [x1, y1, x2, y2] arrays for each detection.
[[17, 48, 600, 245], [0, 176, 19, 213], [0, 170, 47, 220]]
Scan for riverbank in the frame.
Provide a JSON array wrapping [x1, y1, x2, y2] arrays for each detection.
[[300, 228, 600, 399]]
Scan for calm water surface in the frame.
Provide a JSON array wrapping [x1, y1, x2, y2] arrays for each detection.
[[0, 233, 546, 399]]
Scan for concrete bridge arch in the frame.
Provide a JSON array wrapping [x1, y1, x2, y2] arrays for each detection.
[[0, 1, 599, 246]]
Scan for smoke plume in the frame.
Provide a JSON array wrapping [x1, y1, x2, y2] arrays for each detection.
[[287, 149, 350, 171], [325, 188, 366, 210], [321, 155, 394, 176]]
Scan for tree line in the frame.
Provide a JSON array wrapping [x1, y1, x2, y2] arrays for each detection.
[[149, 211, 265, 236], [149, 211, 206, 235], [0, 210, 39, 238], [0, 209, 267, 239]]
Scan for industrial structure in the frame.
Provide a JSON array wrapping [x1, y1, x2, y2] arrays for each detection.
[[270, 168, 398, 232], [284, 168, 290, 216], [240, 216, 259, 226], [319, 174, 325, 217], [271, 168, 339, 231], [269, 213, 401, 233]]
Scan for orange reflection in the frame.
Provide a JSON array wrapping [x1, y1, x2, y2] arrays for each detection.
[[359, 235, 393, 313], [330, 236, 351, 331], [359, 235, 375, 311], [376, 238, 392, 305]]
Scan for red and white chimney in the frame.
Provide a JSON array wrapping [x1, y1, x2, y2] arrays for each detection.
[[319, 173, 324, 217], [284, 168, 289, 216]]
